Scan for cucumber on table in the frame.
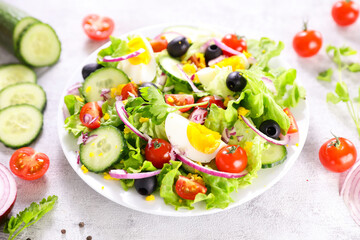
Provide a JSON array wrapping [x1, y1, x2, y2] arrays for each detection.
[[0, 82, 46, 111], [80, 126, 127, 173], [0, 104, 43, 149], [261, 143, 287, 168], [0, 2, 61, 67], [83, 67, 130, 102], [0, 64, 36, 91]]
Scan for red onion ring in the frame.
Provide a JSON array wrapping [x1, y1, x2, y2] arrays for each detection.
[[0, 163, 17, 223], [188, 108, 208, 125], [103, 48, 145, 62], [208, 55, 226, 66], [67, 82, 82, 95], [109, 169, 161, 179]]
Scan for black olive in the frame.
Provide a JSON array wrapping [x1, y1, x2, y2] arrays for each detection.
[[134, 176, 157, 196], [226, 71, 247, 92], [167, 36, 190, 58], [205, 44, 223, 64], [138, 82, 158, 100], [82, 63, 103, 79], [259, 120, 281, 139]]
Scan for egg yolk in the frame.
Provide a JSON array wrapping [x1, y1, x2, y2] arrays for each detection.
[[187, 122, 221, 154], [211, 56, 246, 71], [127, 36, 151, 65]]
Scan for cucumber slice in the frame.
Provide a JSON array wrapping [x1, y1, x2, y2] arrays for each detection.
[[83, 67, 129, 102], [158, 54, 188, 82], [13, 17, 40, 52], [162, 25, 219, 43], [0, 104, 43, 148], [0, 83, 46, 111], [0, 64, 36, 91], [18, 22, 61, 67], [261, 143, 287, 168], [80, 126, 127, 173]]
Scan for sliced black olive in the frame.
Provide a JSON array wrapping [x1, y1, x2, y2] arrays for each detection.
[[167, 36, 190, 58], [204, 44, 223, 64], [259, 120, 281, 139], [82, 63, 103, 79], [226, 71, 247, 92], [134, 176, 157, 196]]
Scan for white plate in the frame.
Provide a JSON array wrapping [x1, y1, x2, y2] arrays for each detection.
[[57, 24, 309, 217]]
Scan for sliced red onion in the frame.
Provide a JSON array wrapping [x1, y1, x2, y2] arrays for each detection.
[[77, 133, 98, 145], [189, 108, 208, 125], [116, 100, 129, 118], [199, 39, 214, 53], [83, 113, 92, 124], [221, 127, 237, 144], [176, 64, 202, 93], [190, 74, 195, 81], [240, 115, 290, 145], [115, 95, 123, 102], [214, 95, 223, 101], [76, 151, 80, 165], [103, 48, 145, 62], [176, 153, 247, 179], [157, 74, 167, 86], [67, 82, 82, 95], [115, 101, 150, 141], [97, 100, 104, 108], [261, 76, 277, 94], [100, 89, 111, 101], [208, 55, 226, 66], [0, 163, 17, 223], [237, 135, 244, 142], [213, 38, 245, 56], [89, 116, 99, 125], [109, 169, 161, 179], [340, 160, 360, 225], [154, 31, 185, 40]]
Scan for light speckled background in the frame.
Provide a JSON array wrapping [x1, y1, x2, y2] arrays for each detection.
[[0, 0, 360, 239]]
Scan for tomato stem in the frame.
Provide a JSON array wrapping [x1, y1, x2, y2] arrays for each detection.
[[303, 21, 308, 31], [330, 132, 341, 148]]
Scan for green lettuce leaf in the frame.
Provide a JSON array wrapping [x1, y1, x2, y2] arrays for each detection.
[[64, 95, 84, 115], [198, 67, 234, 98], [101, 101, 122, 127], [130, 112, 167, 140], [97, 36, 130, 68], [64, 114, 88, 137]]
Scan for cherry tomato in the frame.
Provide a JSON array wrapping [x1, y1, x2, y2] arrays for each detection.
[[80, 102, 103, 129], [150, 36, 168, 53], [221, 33, 247, 56], [175, 175, 207, 200], [145, 139, 172, 169], [9, 147, 50, 181], [283, 108, 298, 134], [332, 0, 359, 26], [121, 83, 138, 100], [82, 14, 114, 41], [319, 137, 357, 172], [216, 145, 248, 173], [196, 96, 225, 109], [293, 24, 322, 57], [165, 94, 194, 112]]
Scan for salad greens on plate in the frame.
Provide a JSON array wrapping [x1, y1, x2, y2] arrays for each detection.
[[63, 26, 305, 210]]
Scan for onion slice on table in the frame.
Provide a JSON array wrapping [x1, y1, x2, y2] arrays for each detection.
[[340, 160, 360, 226], [103, 48, 145, 62], [176, 64, 202, 93], [0, 163, 17, 223], [240, 115, 290, 145], [176, 153, 247, 179], [109, 169, 161, 179], [115, 101, 150, 141]]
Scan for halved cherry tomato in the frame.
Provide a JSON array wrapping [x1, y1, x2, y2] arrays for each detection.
[[82, 14, 114, 41], [80, 102, 103, 129], [150, 36, 168, 53], [145, 139, 172, 169], [196, 96, 225, 109], [319, 136, 356, 172], [165, 94, 194, 112], [293, 23, 322, 57], [175, 175, 207, 200], [10, 147, 50, 181], [283, 108, 298, 134], [221, 33, 247, 56], [121, 83, 138, 100], [332, 0, 359, 26], [216, 145, 248, 173]]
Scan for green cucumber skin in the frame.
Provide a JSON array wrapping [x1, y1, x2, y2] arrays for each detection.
[[0, 104, 43, 149], [13, 17, 40, 56], [17, 22, 62, 67], [0, 1, 29, 52], [261, 145, 288, 169]]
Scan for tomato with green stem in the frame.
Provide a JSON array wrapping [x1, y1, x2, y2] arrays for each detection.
[[332, 0, 359, 26], [145, 139, 172, 169], [221, 33, 247, 56], [216, 145, 248, 173], [293, 22, 322, 57]]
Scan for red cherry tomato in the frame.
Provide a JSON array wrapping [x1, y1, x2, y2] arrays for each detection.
[[145, 139, 172, 169], [80, 102, 103, 129], [150, 36, 168, 53], [332, 0, 359, 26], [221, 33, 247, 56], [165, 94, 194, 112], [82, 14, 114, 41], [9, 147, 50, 181], [216, 145, 248, 173], [196, 96, 225, 109], [175, 175, 207, 200], [293, 24, 322, 57], [283, 108, 298, 134], [121, 83, 138, 100], [319, 137, 357, 172]]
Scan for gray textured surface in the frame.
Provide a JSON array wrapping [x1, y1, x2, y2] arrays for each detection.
[[0, 0, 360, 239]]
